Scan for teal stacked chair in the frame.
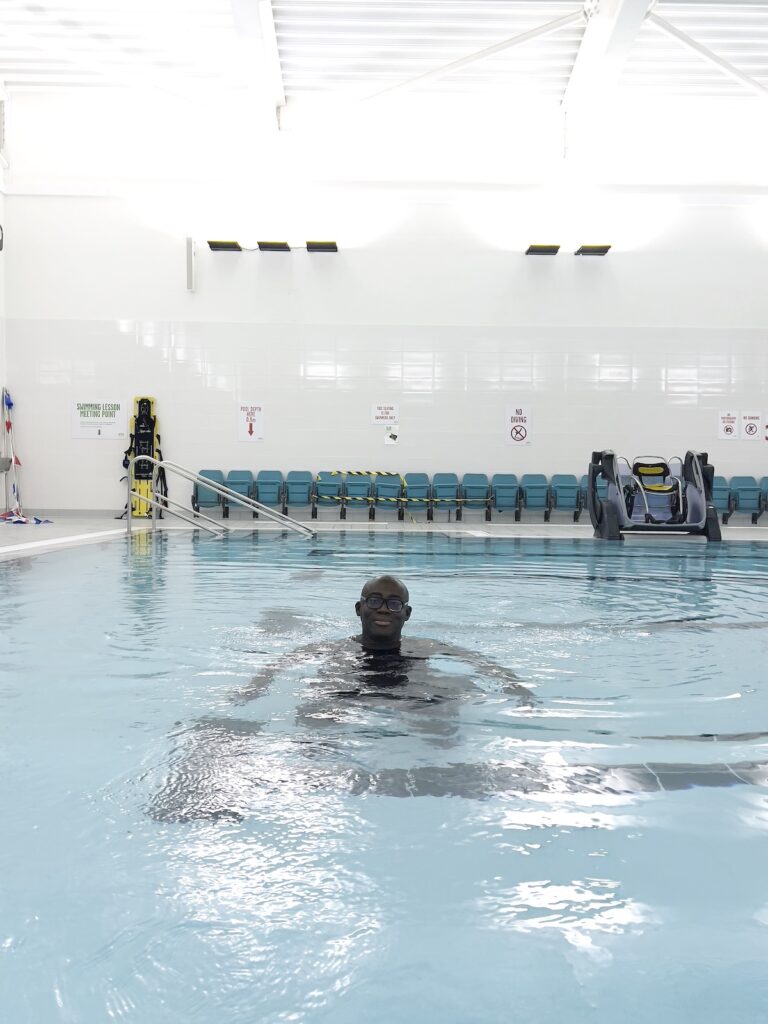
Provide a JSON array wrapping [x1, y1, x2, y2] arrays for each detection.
[[192, 469, 225, 514], [402, 473, 431, 520], [520, 474, 551, 521], [254, 470, 283, 518], [728, 476, 762, 524], [491, 474, 521, 519], [372, 473, 402, 520], [283, 471, 314, 516], [581, 473, 608, 506], [342, 472, 374, 520], [223, 470, 255, 518], [432, 473, 461, 520], [756, 477, 768, 523], [711, 476, 734, 523], [314, 471, 343, 519], [462, 473, 491, 521], [549, 474, 582, 522]]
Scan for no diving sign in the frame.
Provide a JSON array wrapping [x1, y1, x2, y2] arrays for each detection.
[[506, 405, 532, 446]]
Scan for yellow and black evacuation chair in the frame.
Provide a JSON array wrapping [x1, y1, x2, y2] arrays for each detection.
[[120, 397, 168, 518]]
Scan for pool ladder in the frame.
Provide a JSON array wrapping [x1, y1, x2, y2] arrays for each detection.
[[125, 457, 316, 539]]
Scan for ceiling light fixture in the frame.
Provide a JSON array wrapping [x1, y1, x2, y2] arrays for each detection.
[[257, 241, 291, 251], [207, 240, 242, 251], [574, 244, 611, 256], [306, 240, 338, 252], [525, 244, 560, 255]]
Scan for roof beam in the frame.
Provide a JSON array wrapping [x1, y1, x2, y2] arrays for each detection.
[[364, 10, 584, 101], [648, 11, 768, 100], [230, 0, 286, 119], [562, 0, 652, 131]]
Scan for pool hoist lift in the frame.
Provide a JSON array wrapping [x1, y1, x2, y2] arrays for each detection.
[[587, 450, 722, 542]]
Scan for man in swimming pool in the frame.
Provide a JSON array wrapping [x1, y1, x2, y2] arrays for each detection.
[[236, 573, 532, 705]]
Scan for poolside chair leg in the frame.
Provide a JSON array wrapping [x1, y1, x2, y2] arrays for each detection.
[[544, 510, 551, 522], [427, 507, 433, 522], [456, 508, 462, 521], [340, 507, 346, 519], [398, 507, 404, 521], [222, 504, 229, 519], [311, 506, 317, 519], [514, 509, 521, 522], [368, 507, 375, 520], [485, 508, 491, 522]]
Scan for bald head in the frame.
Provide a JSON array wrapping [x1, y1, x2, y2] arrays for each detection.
[[361, 575, 409, 602]]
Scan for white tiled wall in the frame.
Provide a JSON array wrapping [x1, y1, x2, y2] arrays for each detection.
[[5, 195, 768, 510]]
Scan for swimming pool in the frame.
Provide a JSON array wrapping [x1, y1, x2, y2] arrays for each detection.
[[2, 532, 768, 1023]]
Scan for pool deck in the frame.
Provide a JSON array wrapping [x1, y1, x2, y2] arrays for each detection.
[[1, 508, 768, 559]]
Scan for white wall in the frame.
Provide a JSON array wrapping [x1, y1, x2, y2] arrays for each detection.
[[5, 190, 768, 511]]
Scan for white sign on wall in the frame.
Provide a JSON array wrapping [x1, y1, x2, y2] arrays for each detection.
[[505, 405, 532, 446], [384, 424, 400, 445], [371, 403, 399, 425], [718, 410, 739, 439], [741, 411, 762, 441], [237, 400, 264, 442], [72, 399, 127, 439]]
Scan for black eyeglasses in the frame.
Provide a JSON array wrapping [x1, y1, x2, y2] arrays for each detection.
[[361, 594, 407, 612]]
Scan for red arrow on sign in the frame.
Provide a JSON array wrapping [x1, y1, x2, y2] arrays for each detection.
[[248, 422, 254, 436]]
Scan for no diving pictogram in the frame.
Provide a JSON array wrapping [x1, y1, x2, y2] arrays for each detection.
[[511, 425, 527, 442], [745, 421, 758, 436]]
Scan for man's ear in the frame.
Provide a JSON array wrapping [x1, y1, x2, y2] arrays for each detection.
[[355, 600, 362, 618], [404, 604, 412, 621]]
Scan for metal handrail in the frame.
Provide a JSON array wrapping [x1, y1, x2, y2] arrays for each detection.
[[126, 457, 316, 538]]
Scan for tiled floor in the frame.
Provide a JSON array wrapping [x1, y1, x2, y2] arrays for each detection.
[[1, 507, 767, 559]]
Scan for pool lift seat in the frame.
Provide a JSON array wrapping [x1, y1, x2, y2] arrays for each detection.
[[587, 449, 721, 542], [624, 457, 686, 525]]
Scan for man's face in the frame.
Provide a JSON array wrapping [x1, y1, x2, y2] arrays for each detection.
[[355, 578, 411, 648]]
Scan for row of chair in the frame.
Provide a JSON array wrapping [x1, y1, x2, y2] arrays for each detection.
[[710, 476, 768, 524], [190, 470, 594, 521]]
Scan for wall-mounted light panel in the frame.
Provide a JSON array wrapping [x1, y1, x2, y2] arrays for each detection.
[[574, 244, 611, 256], [207, 240, 242, 251], [525, 244, 560, 255], [306, 241, 338, 252]]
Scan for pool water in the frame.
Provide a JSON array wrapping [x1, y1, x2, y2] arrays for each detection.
[[2, 532, 768, 1023]]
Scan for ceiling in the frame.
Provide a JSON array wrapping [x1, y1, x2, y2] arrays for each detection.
[[1, 0, 767, 106]]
